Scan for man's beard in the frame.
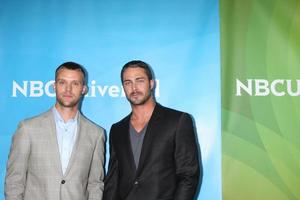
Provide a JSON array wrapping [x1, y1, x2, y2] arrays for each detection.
[[127, 90, 152, 106]]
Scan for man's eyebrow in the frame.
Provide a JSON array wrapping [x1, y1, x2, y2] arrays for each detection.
[[136, 76, 146, 80]]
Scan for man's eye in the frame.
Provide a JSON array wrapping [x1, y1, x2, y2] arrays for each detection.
[[73, 82, 80, 86], [124, 81, 131, 86], [136, 79, 145, 83]]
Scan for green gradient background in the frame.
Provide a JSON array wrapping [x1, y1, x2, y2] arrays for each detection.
[[221, 0, 300, 199]]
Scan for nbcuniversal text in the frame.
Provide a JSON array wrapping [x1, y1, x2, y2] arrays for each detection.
[[11, 80, 160, 98], [236, 79, 300, 96]]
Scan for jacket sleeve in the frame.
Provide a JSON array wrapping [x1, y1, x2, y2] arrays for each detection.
[[174, 113, 202, 200], [5, 121, 30, 200], [87, 128, 105, 200], [103, 128, 120, 200]]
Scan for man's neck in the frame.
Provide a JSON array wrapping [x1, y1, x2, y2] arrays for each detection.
[[130, 100, 155, 132], [131, 100, 156, 122], [55, 104, 78, 122]]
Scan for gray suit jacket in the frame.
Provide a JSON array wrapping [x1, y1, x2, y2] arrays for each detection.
[[5, 109, 105, 200]]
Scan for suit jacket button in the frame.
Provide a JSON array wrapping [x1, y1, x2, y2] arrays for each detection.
[[61, 180, 66, 184], [134, 181, 139, 185]]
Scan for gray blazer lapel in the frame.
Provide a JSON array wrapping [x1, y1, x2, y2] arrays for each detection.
[[45, 110, 64, 176], [63, 113, 82, 177]]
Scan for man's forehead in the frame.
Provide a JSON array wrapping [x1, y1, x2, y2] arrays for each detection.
[[56, 71, 84, 80], [123, 74, 147, 80], [124, 68, 147, 75]]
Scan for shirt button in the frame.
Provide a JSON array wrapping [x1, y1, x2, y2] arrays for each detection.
[[61, 180, 66, 184]]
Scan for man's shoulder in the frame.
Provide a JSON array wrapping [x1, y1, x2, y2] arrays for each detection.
[[156, 103, 188, 117], [13, 110, 53, 136], [153, 104, 194, 126], [112, 114, 130, 128], [80, 114, 105, 132], [21, 109, 52, 126]]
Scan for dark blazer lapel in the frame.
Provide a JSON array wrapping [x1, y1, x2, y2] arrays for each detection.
[[118, 115, 137, 172], [46, 110, 64, 176], [136, 104, 163, 175]]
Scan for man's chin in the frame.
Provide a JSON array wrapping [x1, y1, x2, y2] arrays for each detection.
[[129, 99, 146, 106], [57, 101, 79, 108]]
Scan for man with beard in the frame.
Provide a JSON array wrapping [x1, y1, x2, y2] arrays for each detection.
[[103, 60, 202, 200], [5, 62, 105, 200]]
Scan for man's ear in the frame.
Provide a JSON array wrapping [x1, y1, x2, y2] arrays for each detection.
[[53, 82, 56, 92], [150, 79, 155, 90], [82, 85, 88, 95]]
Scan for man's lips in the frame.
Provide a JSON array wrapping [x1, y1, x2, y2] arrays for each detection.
[[62, 94, 73, 98], [130, 92, 141, 97]]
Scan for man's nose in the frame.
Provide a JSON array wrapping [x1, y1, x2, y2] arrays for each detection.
[[66, 83, 72, 91], [132, 82, 138, 91]]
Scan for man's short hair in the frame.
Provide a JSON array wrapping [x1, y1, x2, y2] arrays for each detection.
[[55, 62, 87, 85], [121, 60, 153, 83]]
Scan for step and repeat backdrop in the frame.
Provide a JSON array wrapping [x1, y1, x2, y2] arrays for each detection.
[[221, 0, 300, 200], [0, 0, 220, 200], [3, 0, 298, 199]]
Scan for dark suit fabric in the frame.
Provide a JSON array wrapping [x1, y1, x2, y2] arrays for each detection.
[[104, 104, 201, 200]]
